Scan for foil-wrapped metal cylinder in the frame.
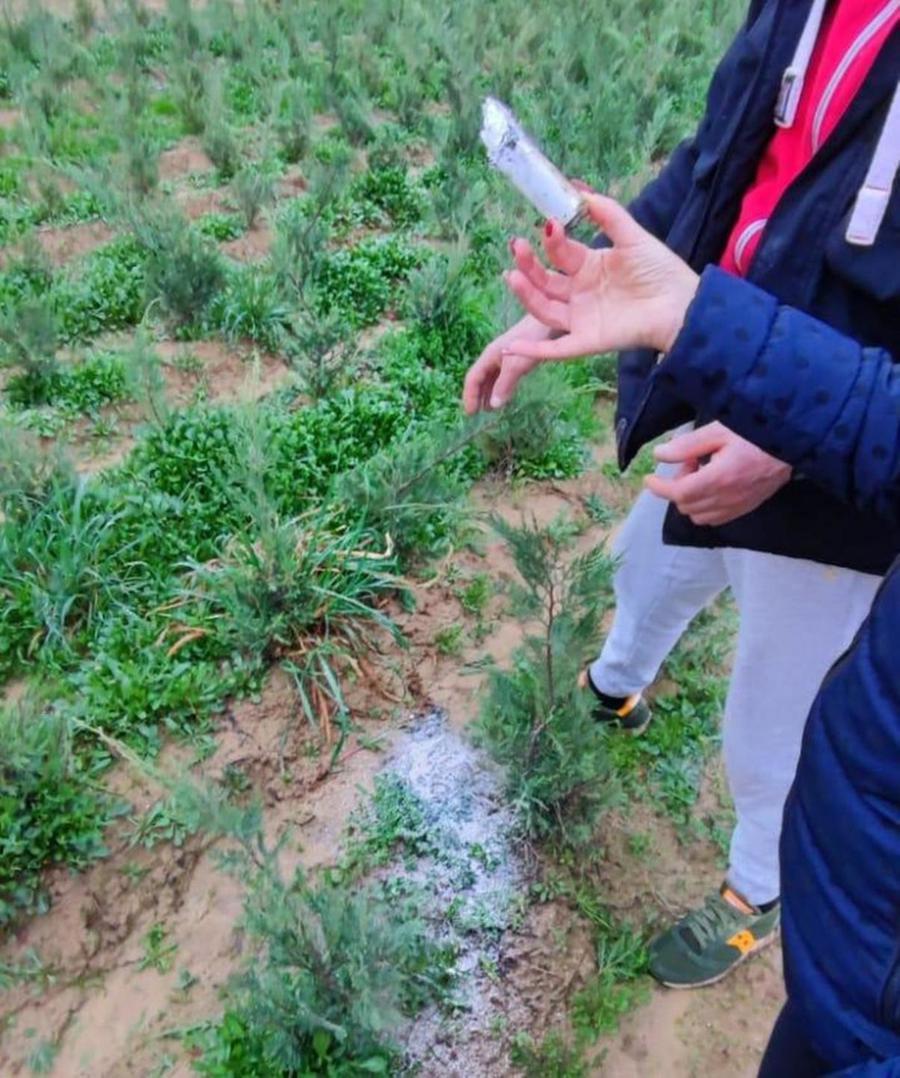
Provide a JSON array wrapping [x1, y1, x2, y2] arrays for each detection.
[[480, 96, 585, 229]]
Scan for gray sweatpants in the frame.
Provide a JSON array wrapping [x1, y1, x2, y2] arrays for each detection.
[[590, 480, 880, 905]]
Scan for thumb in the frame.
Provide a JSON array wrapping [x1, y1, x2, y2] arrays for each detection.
[[583, 194, 646, 247], [490, 353, 540, 409], [654, 424, 727, 464]]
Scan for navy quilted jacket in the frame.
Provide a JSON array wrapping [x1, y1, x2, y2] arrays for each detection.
[[657, 265, 900, 1075], [616, 0, 899, 575]]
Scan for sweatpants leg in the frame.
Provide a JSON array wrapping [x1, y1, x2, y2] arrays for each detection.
[[722, 550, 881, 906], [589, 479, 728, 698]]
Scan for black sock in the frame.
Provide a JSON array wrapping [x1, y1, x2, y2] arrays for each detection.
[[758, 896, 780, 913], [596, 690, 630, 710], [585, 670, 630, 711]]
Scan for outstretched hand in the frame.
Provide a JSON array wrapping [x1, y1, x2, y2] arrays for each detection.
[[466, 194, 699, 410]]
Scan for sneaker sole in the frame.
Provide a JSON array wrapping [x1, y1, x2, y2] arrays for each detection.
[[655, 926, 780, 990], [621, 715, 651, 737]]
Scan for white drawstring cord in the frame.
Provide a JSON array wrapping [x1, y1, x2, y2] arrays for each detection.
[[846, 79, 900, 246]]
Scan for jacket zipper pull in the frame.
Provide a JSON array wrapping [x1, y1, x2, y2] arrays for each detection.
[[775, 0, 829, 128], [775, 66, 804, 127]]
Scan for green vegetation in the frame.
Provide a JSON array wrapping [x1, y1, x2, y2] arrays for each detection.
[[510, 1031, 587, 1078], [168, 783, 455, 1076], [607, 603, 732, 837], [474, 516, 619, 848], [0, 0, 744, 1071], [0, 701, 109, 926]]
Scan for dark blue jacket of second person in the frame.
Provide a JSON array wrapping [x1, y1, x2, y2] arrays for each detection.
[[657, 265, 900, 1075], [616, 0, 899, 575]]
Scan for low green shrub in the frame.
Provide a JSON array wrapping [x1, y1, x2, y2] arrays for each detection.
[[477, 365, 591, 480], [136, 211, 225, 330], [231, 166, 276, 230], [272, 80, 311, 163], [0, 703, 109, 926], [473, 516, 619, 847], [333, 418, 470, 566], [1, 298, 61, 407], [176, 786, 454, 1076]]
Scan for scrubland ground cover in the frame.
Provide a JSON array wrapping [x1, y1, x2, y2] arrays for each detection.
[[0, 1, 783, 1074]]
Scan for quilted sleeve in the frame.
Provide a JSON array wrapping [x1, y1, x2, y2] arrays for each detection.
[[655, 266, 900, 526]]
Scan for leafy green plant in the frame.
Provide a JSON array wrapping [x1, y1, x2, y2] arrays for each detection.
[[351, 165, 424, 229], [53, 237, 147, 343], [473, 516, 619, 846], [139, 922, 178, 972], [458, 573, 492, 618], [434, 624, 464, 657], [344, 773, 438, 873], [314, 235, 419, 328], [49, 352, 129, 416], [197, 212, 245, 241], [131, 798, 195, 850], [570, 921, 649, 1039], [0, 702, 108, 926]]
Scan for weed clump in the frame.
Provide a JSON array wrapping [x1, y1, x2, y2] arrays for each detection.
[[212, 267, 287, 351], [333, 417, 471, 566]]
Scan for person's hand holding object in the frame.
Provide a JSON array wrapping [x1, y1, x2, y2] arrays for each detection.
[[462, 192, 791, 524]]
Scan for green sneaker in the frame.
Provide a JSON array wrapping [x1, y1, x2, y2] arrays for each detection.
[[579, 669, 652, 735], [649, 884, 780, 988]]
